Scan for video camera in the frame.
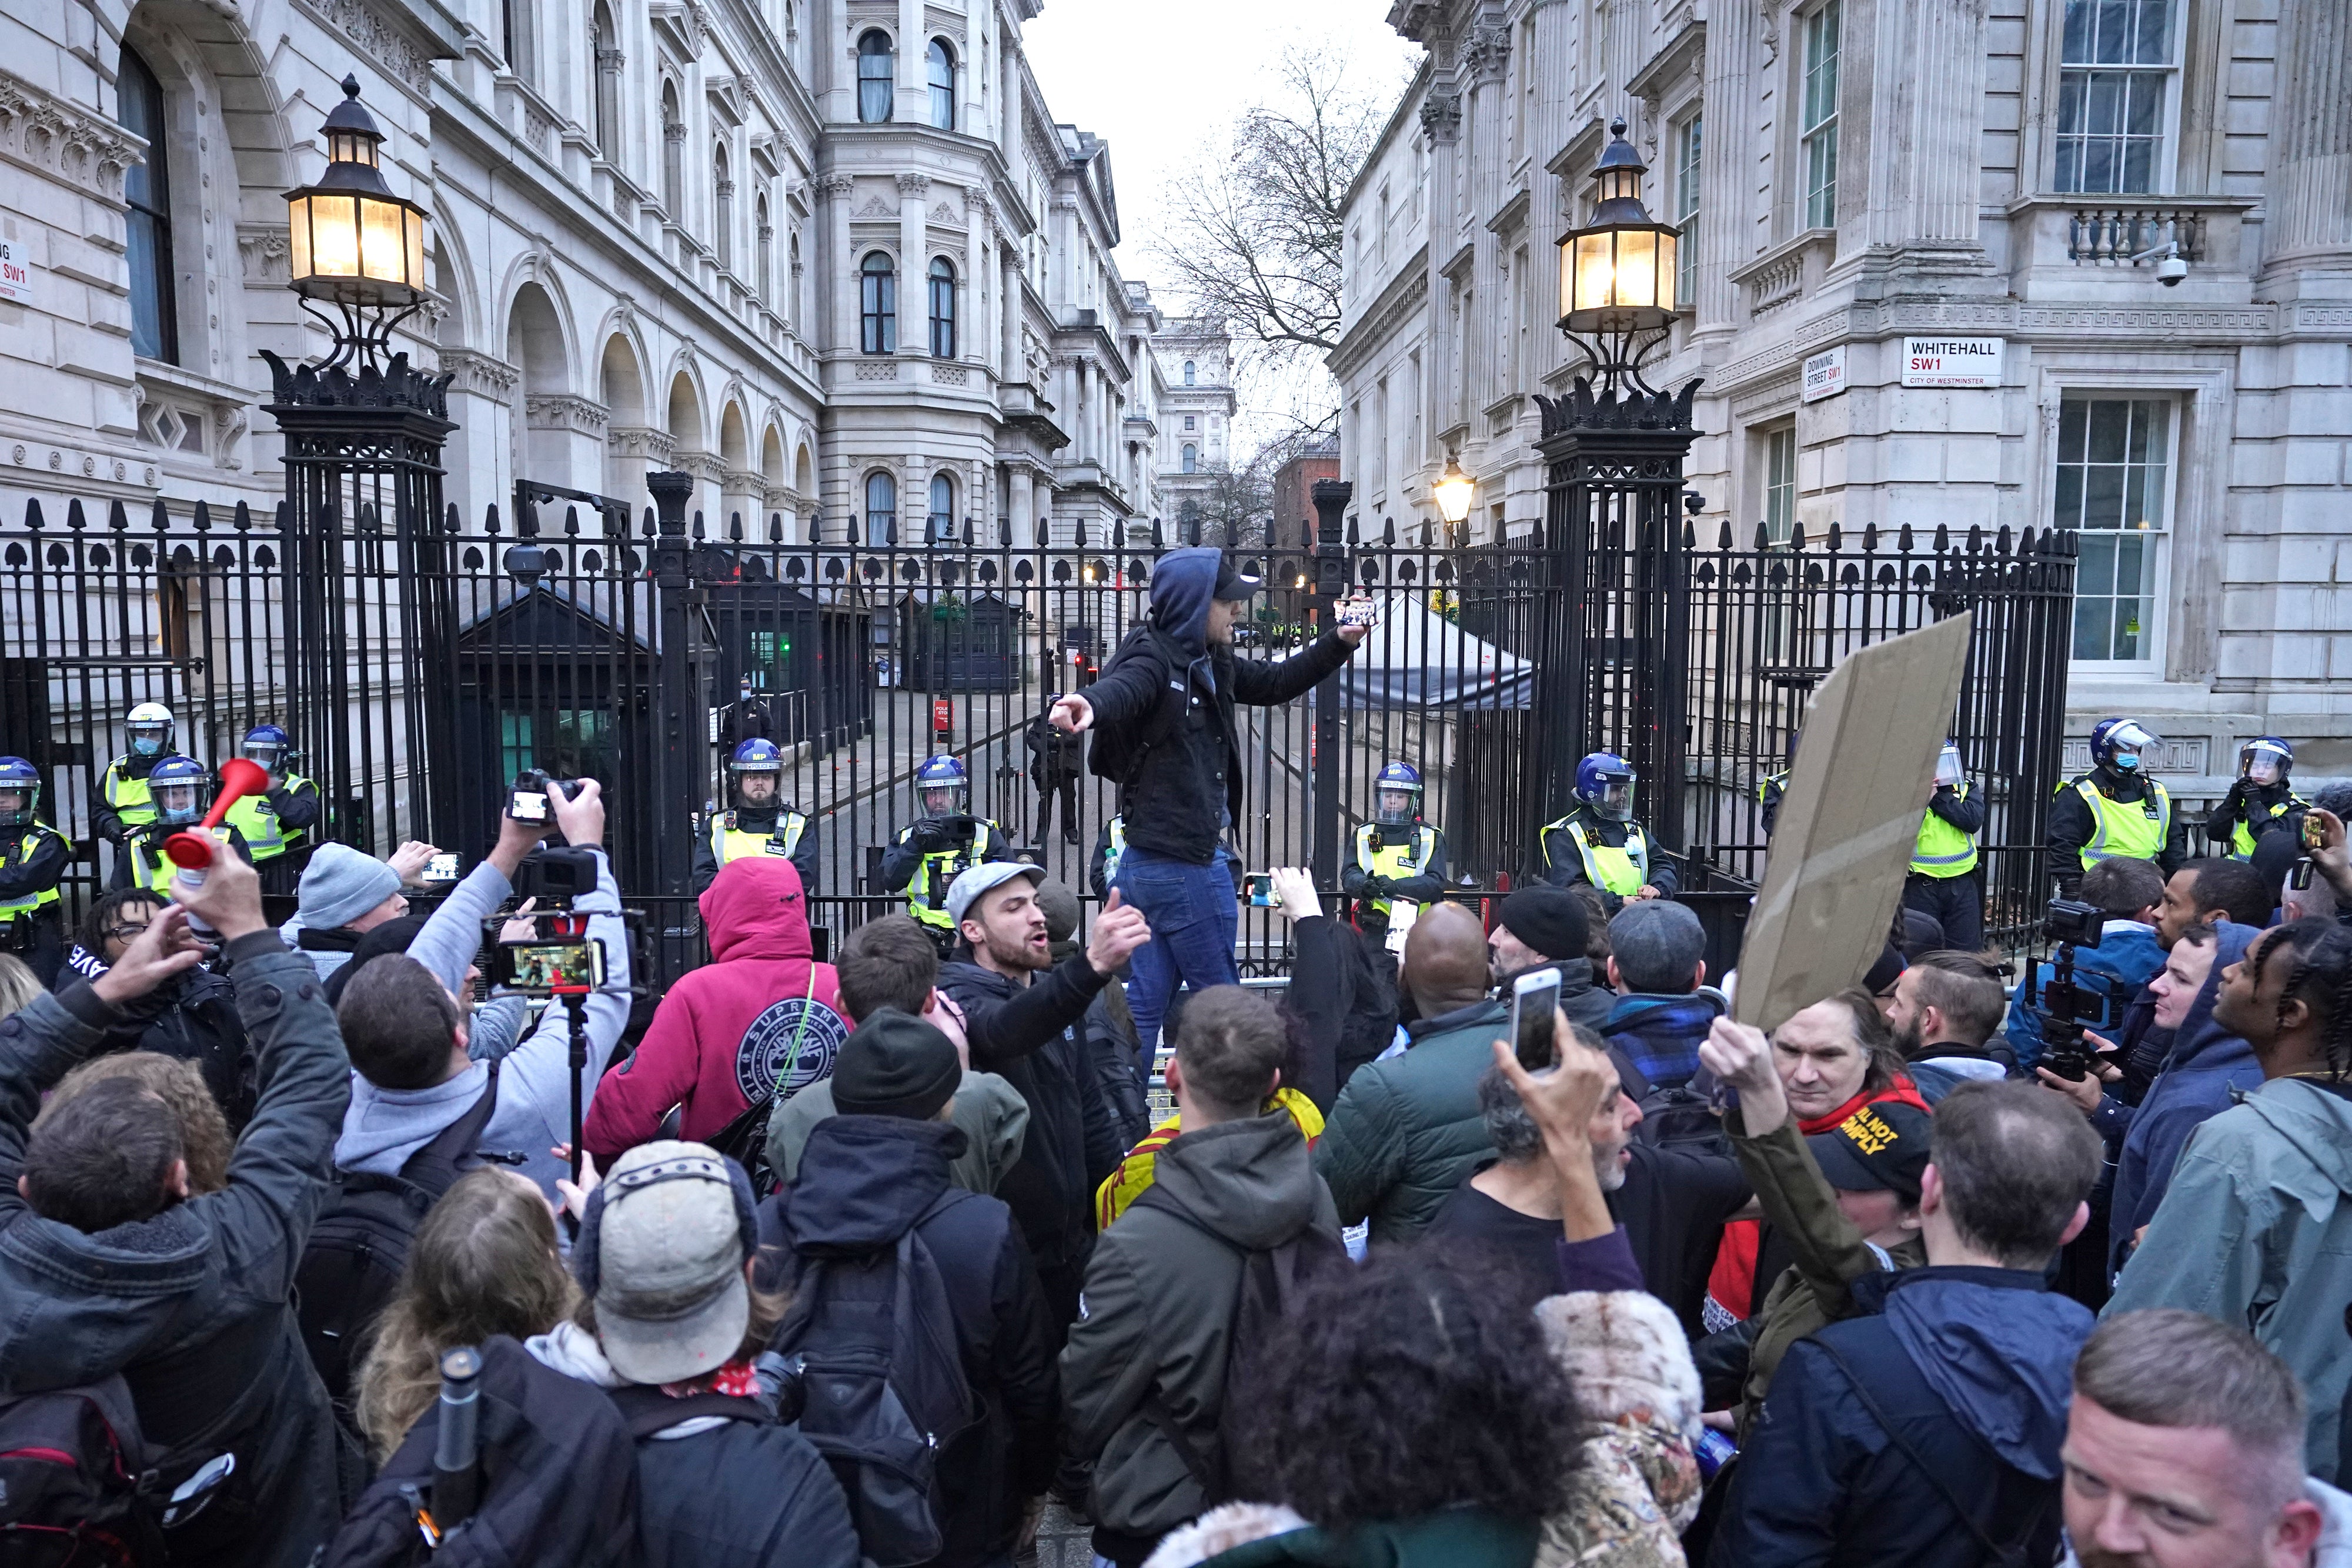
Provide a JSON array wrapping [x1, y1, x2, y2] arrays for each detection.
[[2032, 897, 2111, 1082]]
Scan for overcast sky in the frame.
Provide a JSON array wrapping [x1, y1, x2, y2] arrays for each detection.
[[1022, 0, 1421, 289]]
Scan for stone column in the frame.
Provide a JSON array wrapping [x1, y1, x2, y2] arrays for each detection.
[[898, 172, 931, 353], [898, 0, 923, 119], [823, 174, 856, 353], [1860, 0, 1987, 256], [2270, 1, 2352, 261], [965, 186, 990, 363], [1010, 465, 1035, 549], [1698, 0, 1755, 333], [826, 0, 850, 119], [1001, 249, 1022, 383]]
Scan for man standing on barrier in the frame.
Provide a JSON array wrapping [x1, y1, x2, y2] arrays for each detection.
[[1541, 751, 1677, 910], [1341, 761, 1448, 947], [694, 737, 815, 893], [222, 725, 322, 895], [93, 701, 176, 890], [1048, 546, 1367, 1052], [0, 757, 69, 986], [882, 754, 1005, 951]]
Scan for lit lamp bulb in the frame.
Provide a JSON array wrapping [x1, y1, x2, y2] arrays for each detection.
[[1432, 453, 1476, 526]]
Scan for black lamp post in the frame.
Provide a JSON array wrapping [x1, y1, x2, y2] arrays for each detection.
[[1534, 115, 1704, 866], [261, 75, 456, 856]]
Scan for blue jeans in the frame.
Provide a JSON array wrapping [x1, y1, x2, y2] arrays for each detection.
[[1112, 844, 1240, 1055]]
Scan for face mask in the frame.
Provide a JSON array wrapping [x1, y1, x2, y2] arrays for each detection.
[[132, 734, 162, 757], [2112, 750, 2141, 772]]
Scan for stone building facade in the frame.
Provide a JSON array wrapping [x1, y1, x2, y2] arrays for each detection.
[[1331, 0, 2352, 781], [0, 0, 1165, 560], [1148, 312, 1238, 531]]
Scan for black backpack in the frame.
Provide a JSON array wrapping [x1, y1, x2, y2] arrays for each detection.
[[768, 1191, 978, 1568], [1632, 1080, 1732, 1152], [296, 1066, 503, 1407], [1127, 1185, 1349, 1505], [0, 1378, 172, 1566], [324, 1336, 640, 1568]]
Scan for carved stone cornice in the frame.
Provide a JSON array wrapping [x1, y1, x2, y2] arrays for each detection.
[[1462, 22, 1511, 82], [524, 393, 610, 432], [438, 348, 522, 402], [237, 223, 292, 284], [289, 0, 453, 96], [1419, 92, 1462, 143], [608, 424, 676, 460], [0, 69, 144, 205], [818, 173, 855, 199], [896, 171, 931, 198]]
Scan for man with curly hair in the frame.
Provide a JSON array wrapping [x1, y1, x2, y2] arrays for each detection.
[[2106, 918, 2352, 1478]]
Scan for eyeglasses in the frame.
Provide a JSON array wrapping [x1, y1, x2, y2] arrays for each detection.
[[105, 922, 153, 942]]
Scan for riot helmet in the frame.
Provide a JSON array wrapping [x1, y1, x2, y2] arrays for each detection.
[[0, 757, 39, 830], [730, 737, 784, 810], [242, 724, 293, 776], [1374, 761, 1423, 828], [147, 755, 210, 827], [1575, 753, 1638, 823], [126, 702, 175, 760], [2240, 736, 2293, 788], [917, 754, 970, 818], [2090, 718, 2161, 777]]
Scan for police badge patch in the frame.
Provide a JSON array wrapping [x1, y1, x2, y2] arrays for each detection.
[[734, 995, 850, 1104]]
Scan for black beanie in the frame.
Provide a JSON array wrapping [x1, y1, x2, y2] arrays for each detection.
[[322, 914, 430, 1009], [1498, 887, 1590, 963], [832, 1007, 961, 1121]]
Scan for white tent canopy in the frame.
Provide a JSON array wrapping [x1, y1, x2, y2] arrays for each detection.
[[1335, 591, 1534, 710]]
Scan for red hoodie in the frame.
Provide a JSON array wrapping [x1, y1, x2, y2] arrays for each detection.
[[583, 857, 848, 1162]]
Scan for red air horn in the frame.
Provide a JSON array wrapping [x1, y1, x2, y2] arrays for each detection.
[[165, 758, 269, 876]]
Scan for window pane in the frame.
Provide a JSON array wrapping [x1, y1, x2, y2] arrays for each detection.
[[2087, 400, 2130, 464], [2133, 0, 2173, 63], [118, 48, 176, 364], [2074, 597, 2114, 661], [2057, 397, 2169, 662]]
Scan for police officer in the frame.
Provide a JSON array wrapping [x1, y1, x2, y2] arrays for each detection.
[[1341, 762, 1448, 937], [2047, 717, 2185, 898], [2206, 736, 2307, 862], [119, 756, 253, 897], [1541, 752, 1678, 907], [222, 724, 322, 894], [693, 737, 816, 892], [1905, 738, 1988, 952], [880, 755, 1005, 948], [94, 701, 177, 888], [0, 757, 70, 986]]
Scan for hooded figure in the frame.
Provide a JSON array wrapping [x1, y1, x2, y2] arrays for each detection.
[[583, 857, 848, 1158], [2106, 920, 2265, 1278]]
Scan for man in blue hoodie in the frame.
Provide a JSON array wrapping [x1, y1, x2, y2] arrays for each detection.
[[2041, 920, 2266, 1282], [1717, 1080, 2104, 1567], [1600, 899, 1720, 1089], [1048, 547, 1365, 1055]]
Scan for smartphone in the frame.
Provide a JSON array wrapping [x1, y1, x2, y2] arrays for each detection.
[[493, 937, 606, 995], [2306, 813, 2328, 852], [1509, 966, 1562, 1071], [2293, 858, 2317, 892], [1337, 594, 1379, 629], [425, 852, 462, 884], [1244, 872, 1282, 908]]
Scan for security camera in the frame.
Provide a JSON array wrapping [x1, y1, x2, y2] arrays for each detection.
[[2156, 251, 2189, 286]]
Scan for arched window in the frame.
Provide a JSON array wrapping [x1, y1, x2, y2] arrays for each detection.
[[927, 39, 954, 130], [1183, 359, 1196, 386], [857, 31, 893, 123], [927, 258, 955, 357], [865, 471, 897, 545], [713, 145, 733, 269], [591, 4, 622, 157], [118, 45, 177, 365], [860, 252, 896, 353], [1181, 443, 1198, 474], [660, 81, 684, 215], [928, 473, 954, 541], [755, 193, 773, 300]]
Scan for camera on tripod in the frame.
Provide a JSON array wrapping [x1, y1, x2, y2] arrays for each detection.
[[2033, 896, 2114, 1081]]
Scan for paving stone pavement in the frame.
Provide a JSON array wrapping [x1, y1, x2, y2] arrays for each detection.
[[1027, 1500, 1097, 1568]]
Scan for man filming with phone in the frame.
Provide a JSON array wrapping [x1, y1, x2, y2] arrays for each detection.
[[330, 775, 630, 1204]]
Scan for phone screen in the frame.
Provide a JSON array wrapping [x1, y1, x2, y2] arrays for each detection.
[[495, 938, 604, 994], [2306, 814, 2328, 852], [425, 852, 461, 883], [1510, 967, 1562, 1071], [509, 790, 549, 823], [1244, 873, 1281, 908]]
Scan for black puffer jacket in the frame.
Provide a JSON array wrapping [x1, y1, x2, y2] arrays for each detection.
[[1081, 548, 1356, 865], [938, 955, 1126, 1319], [0, 935, 356, 1568], [759, 1115, 1060, 1567]]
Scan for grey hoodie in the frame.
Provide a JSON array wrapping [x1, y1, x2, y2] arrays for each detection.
[[334, 851, 630, 1200], [1061, 1111, 1341, 1539]]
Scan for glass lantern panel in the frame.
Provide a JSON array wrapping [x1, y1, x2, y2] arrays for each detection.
[[359, 197, 407, 282], [308, 195, 359, 276], [288, 205, 312, 280], [404, 209, 426, 292], [1574, 232, 1615, 312], [1617, 230, 1658, 308], [1655, 228, 1678, 312]]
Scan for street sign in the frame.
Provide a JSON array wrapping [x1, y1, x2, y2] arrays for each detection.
[[1732, 613, 1973, 1032], [0, 239, 29, 304], [1900, 336, 2004, 389], [1802, 344, 1847, 402]]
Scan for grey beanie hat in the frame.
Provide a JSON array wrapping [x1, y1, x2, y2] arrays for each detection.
[[297, 843, 404, 931]]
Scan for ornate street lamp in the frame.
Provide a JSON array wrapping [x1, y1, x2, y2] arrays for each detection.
[[282, 76, 433, 369], [1556, 119, 1682, 394], [1432, 452, 1476, 527]]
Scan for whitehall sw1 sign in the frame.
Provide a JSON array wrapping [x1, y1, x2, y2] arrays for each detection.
[[1900, 336, 2003, 389]]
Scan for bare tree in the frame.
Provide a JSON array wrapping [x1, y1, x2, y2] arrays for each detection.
[[1154, 45, 1398, 366]]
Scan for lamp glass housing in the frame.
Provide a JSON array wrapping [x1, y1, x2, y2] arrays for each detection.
[[281, 77, 430, 308], [1556, 119, 1682, 334], [1432, 457, 1476, 526]]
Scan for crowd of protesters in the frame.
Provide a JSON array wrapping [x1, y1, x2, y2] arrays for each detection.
[[6, 556, 2352, 1567]]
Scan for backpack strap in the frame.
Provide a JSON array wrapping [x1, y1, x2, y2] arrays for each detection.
[[397, 1062, 502, 1195], [1810, 1335, 2050, 1568], [607, 1383, 770, 1439]]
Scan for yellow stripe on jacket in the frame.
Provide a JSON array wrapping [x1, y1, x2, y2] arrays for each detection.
[[1094, 1088, 1325, 1232]]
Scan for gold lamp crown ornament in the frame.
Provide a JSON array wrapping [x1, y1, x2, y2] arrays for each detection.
[[285, 76, 427, 306]]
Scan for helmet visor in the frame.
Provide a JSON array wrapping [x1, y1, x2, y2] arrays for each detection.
[[129, 725, 169, 757], [243, 741, 285, 773], [153, 782, 205, 824], [2107, 722, 2161, 770], [1935, 744, 1964, 788], [2243, 741, 2290, 787], [922, 784, 967, 817], [1595, 781, 1633, 821], [1375, 788, 1419, 827], [0, 786, 33, 827]]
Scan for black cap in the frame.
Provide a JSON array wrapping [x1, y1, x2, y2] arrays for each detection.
[[832, 1007, 961, 1121], [1805, 1100, 1933, 1205], [1498, 887, 1591, 964], [1212, 553, 1263, 601]]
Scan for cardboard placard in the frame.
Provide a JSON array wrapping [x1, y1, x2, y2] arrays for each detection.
[[1732, 613, 1974, 1032]]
